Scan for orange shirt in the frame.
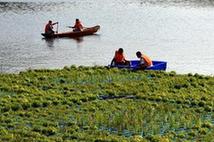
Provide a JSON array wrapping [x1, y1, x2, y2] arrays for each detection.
[[141, 54, 152, 67], [114, 51, 125, 63]]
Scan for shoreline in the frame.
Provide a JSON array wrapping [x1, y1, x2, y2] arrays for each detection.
[[0, 65, 213, 77]]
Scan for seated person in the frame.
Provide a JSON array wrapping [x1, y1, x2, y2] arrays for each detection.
[[72, 19, 83, 32], [136, 51, 153, 70], [111, 48, 130, 66], [44, 20, 58, 35]]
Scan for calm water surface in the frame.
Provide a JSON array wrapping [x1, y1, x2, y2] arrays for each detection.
[[0, 0, 214, 75]]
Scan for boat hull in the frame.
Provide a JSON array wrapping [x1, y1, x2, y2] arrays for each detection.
[[41, 25, 100, 38], [110, 60, 167, 71]]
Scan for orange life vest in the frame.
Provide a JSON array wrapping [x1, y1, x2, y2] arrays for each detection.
[[114, 51, 125, 63], [142, 54, 152, 67], [74, 21, 83, 31], [45, 23, 53, 33]]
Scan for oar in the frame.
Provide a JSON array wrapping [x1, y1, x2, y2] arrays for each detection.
[[56, 22, 59, 33], [67, 26, 74, 28], [67, 26, 86, 29]]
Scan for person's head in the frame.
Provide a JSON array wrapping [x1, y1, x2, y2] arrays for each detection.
[[136, 51, 142, 58], [76, 19, 80, 22], [48, 20, 52, 24], [118, 48, 123, 54]]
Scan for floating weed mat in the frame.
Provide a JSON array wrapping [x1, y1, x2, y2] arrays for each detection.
[[0, 66, 213, 141], [0, 90, 16, 97], [70, 99, 214, 141]]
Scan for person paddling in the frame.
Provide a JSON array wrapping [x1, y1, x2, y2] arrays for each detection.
[[136, 51, 153, 70], [72, 19, 83, 32], [44, 20, 58, 35]]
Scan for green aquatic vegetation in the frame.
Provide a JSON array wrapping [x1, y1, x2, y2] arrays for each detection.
[[0, 66, 214, 141], [69, 99, 213, 139]]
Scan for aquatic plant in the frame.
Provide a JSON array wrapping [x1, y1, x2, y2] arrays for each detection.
[[0, 66, 213, 141]]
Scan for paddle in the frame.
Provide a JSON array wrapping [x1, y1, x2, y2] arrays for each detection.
[[67, 26, 87, 29], [56, 22, 59, 34], [67, 26, 74, 28]]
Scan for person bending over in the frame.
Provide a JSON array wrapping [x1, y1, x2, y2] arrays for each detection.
[[136, 51, 153, 70], [111, 48, 130, 66]]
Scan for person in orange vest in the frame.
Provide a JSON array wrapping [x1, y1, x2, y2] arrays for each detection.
[[111, 48, 130, 66], [44, 20, 58, 35], [136, 51, 153, 69], [72, 19, 84, 32]]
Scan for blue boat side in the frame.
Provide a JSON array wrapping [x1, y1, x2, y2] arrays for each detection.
[[110, 60, 167, 71]]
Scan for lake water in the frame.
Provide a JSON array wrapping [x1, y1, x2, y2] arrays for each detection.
[[0, 0, 214, 75]]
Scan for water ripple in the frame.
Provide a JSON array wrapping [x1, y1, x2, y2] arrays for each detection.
[[138, 0, 214, 7], [1, 0, 214, 15], [0, 1, 72, 14]]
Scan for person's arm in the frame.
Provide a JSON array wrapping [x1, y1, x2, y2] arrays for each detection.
[[52, 22, 58, 25], [122, 54, 129, 62], [72, 23, 78, 29], [110, 58, 116, 66], [124, 57, 129, 62], [139, 58, 147, 69], [66, 26, 75, 28], [80, 23, 84, 29], [110, 51, 118, 66]]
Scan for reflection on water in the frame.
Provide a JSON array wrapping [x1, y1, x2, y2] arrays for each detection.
[[44, 34, 101, 45], [73, 34, 100, 43], [43, 37, 83, 47], [72, 37, 83, 43], [43, 38, 54, 48]]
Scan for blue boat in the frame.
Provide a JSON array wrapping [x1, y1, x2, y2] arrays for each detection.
[[110, 60, 167, 71]]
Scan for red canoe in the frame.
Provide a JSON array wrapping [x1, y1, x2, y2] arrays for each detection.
[[41, 25, 100, 38]]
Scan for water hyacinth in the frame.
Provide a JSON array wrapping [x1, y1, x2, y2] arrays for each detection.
[[0, 66, 213, 141]]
